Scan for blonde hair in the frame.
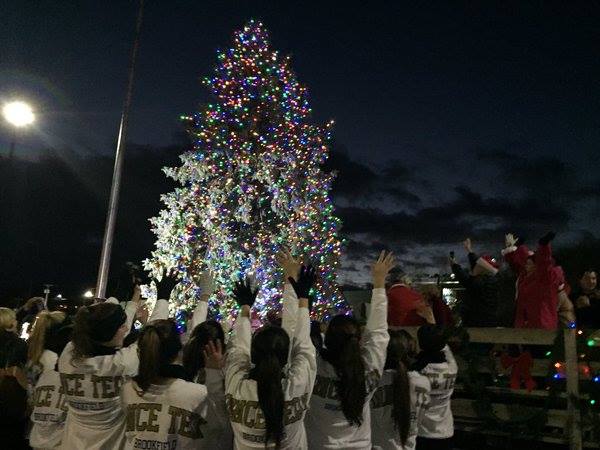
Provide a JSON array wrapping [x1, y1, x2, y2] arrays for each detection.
[[0, 307, 17, 331], [27, 311, 67, 365]]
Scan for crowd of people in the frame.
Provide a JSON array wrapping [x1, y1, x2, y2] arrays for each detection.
[[0, 232, 597, 450], [0, 250, 460, 450], [388, 232, 599, 331]]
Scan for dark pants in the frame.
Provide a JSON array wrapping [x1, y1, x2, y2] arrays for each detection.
[[416, 436, 453, 450]]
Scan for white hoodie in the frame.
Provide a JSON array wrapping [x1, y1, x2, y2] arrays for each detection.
[[225, 288, 316, 449], [305, 288, 389, 449], [370, 369, 431, 450], [58, 299, 169, 450], [30, 350, 67, 449], [417, 345, 457, 439], [121, 369, 225, 450]]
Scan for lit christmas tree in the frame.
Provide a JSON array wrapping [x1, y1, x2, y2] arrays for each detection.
[[146, 20, 345, 323]]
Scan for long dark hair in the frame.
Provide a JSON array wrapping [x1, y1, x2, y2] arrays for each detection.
[[385, 330, 415, 446], [249, 326, 290, 448], [322, 315, 366, 427], [135, 319, 182, 392], [182, 320, 225, 382], [72, 303, 123, 360], [413, 324, 447, 372]]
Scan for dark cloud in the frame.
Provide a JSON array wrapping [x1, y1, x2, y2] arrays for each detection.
[[327, 146, 421, 207], [325, 147, 375, 196], [344, 237, 390, 260], [477, 147, 600, 202], [382, 160, 413, 181], [339, 184, 570, 248]]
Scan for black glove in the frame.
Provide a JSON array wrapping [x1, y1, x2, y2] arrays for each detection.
[[288, 265, 317, 299], [539, 231, 556, 246], [233, 277, 258, 308], [155, 272, 179, 300]]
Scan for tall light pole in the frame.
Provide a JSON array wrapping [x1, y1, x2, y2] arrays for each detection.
[[2, 101, 35, 157], [95, 0, 145, 298]]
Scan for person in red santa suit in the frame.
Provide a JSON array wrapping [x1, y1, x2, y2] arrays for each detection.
[[502, 231, 561, 329], [387, 268, 431, 328]]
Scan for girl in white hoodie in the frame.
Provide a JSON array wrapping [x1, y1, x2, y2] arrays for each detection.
[[370, 330, 431, 450], [28, 311, 72, 450], [121, 318, 224, 449], [225, 264, 317, 449], [58, 278, 172, 450], [415, 324, 457, 450], [305, 251, 395, 450]]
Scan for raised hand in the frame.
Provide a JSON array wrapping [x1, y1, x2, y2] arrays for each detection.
[[135, 304, 150, 324], [288, 265, 317, 299], [198, 271, 215, 298], [154, 270, 179, 300], [505, 233, 518, 248], [203, 340, 224, 370], [463, 238, 473, 253], [372, 250, 396, 288], [276, 248, 302, 281], [233, 277, 259, 308]]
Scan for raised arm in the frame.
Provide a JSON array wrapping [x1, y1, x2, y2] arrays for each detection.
[[502, 233, 530, 274], [276, 250, 301, 339], [224, 311, 252, 394], [535, 232, 556, 279], [464, 238, 480, 270], [286, 300, 317, 395], [225, 277, 258, 393], [190, 271, 215, 331], [361, 251, 394, 376], [286, 266, 318, 394]]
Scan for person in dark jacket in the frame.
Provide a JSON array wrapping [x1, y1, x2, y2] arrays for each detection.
[[450, 238, 502, 327], [0, 307, 29, 449], [573, 269, 600, 329]]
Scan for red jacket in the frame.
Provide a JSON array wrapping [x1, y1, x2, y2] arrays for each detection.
[[504, 243, 560, 329], [387, 284, 426, 327]]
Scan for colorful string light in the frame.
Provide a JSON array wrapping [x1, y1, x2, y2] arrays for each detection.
[[145, 20, 346, 323]]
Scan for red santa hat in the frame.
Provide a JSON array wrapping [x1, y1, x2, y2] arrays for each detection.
[[476, 255, 499, 275]]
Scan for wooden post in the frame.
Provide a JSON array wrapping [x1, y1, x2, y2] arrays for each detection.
[[564, 328, 582, 450]]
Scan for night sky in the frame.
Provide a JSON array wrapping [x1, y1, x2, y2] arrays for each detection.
[[1, 1, 599, 296]]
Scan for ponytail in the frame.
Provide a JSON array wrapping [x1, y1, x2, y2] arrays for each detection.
[[136, 327, 162, 392], [72, 306, 95, 360], [386, 329, 416, 446], [391, 361, 410, 445], [256, 353, 285, 448], [249, 326, 290, 449], [27, 311, 66, 364], [324, 315, 366, 427], [135, 319, 182, 393]]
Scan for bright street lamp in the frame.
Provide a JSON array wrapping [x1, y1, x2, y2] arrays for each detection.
[[83, 290, 94, 298], [3, 101, 35, 127], [3, 100, 35, 158]]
